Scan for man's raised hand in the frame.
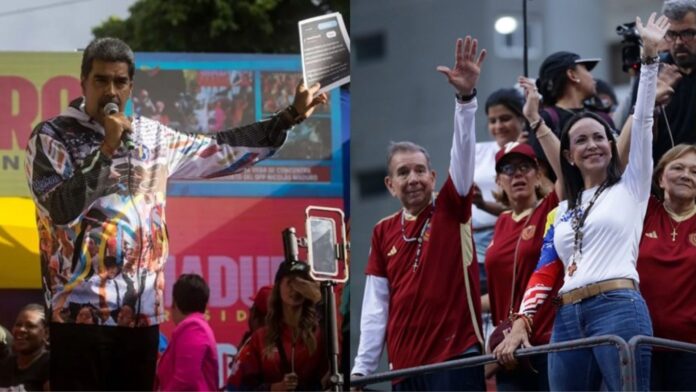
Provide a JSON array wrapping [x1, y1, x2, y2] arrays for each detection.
[[437, 36, 487, 97]]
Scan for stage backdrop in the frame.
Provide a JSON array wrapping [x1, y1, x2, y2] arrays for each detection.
[[0, 52, 347, 383]]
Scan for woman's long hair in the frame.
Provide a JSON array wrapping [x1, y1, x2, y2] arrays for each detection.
[[263, 279, 319, 357], [537, 66, 575, 107], [559, 111, 622, 208]]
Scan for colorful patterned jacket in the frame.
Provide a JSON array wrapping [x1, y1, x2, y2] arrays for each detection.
[[25, 97, 294, 326]]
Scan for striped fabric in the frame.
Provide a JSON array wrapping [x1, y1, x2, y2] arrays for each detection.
[[519, 208, 564, 318]]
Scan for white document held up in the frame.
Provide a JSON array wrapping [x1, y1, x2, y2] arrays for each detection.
[[299, 12, 350, 93]]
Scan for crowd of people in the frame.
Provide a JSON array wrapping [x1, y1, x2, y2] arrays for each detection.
[[353, 2, 696, 391], [0, 263, 335, 391]]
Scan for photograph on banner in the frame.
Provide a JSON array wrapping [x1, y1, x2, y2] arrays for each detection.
[[133, 68, 256, 133], [134, 53, 344, 197], [261, 71, 331, 115]]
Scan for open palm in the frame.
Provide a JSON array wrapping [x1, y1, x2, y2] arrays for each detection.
[[636, 12, 670, 55], [437, 36, 487, 95]]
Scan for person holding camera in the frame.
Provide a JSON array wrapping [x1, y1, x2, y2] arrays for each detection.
[[652, 0, 696, 163]]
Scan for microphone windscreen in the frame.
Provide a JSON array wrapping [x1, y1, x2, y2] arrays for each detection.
[[103, 102, 119, 116]]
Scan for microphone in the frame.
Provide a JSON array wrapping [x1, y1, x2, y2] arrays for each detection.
[[103, 102, 135, 150]]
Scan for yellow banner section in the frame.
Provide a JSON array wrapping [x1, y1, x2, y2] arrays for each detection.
[[0, 197, 41, 289], [0, 52, 82, 197]]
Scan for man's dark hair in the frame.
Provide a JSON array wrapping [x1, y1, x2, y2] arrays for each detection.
[[172, 274, 210, 314], [663, 0, 696, 20], [485, 88, 525, 118], [559, 111, 622, 209], [81, 37, 135, 80]]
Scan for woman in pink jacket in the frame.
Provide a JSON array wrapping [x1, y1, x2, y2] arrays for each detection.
[[156, 274, 218, 391]]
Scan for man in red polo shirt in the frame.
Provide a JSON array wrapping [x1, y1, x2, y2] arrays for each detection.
[[352, 36, 487, 391]]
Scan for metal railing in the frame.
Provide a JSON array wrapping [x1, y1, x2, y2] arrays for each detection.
[[351, 335, 635, 390], [628, 335, 696, 387]]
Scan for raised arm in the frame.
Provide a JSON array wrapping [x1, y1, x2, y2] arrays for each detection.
[[167, 82, 328, 179], [616, 63, 681, 169], [623, 13, 668, 201], [518, 76, 564, 199], [436, 36, 487, 195]]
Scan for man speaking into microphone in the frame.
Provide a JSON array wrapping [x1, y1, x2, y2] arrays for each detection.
[[24, 37, 327, 391], [103, 102, 136, 150]]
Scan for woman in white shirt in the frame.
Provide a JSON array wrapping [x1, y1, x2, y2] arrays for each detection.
[[493, 13, 668, 391]]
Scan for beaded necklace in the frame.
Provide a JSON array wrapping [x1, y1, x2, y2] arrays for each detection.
[[568, 181, 609, 277], [401, 198, 435, 272]]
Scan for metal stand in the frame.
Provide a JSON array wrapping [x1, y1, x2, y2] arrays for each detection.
[[322, 281, 343, 391], [283, 206, 348, 391], [523, 0, 528, 77]]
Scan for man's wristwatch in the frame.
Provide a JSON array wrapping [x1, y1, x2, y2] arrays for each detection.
[[455, 88, 477, 102]]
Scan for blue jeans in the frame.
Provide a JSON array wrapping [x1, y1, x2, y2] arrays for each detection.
[[474, 227, 494, 294], [393, 351, 485, 391], [651, 350, 696, 391], [473, 227, 494, 265], [548, 289, 653, 391]]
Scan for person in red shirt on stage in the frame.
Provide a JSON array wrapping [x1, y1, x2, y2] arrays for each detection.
[[484, 142, 560, 390], [226, 285, 273, 378], [238, 285, 273, 350], [637, 144, 696, 391], [226, 260, 326, 391], [351, 36, 487, 391]]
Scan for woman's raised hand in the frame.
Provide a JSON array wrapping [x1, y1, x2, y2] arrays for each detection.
[[636, 12, 670, 58]]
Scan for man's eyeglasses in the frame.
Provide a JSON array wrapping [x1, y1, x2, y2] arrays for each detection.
[[665, 29, 696, 42], [499, 162, 535, 176]]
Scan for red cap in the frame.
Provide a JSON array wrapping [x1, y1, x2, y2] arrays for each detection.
[[250, 285, 273, 317], [495, 142, 537, 172]]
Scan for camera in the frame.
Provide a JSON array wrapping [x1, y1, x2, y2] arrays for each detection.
[[617, 22, 642, 72]]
